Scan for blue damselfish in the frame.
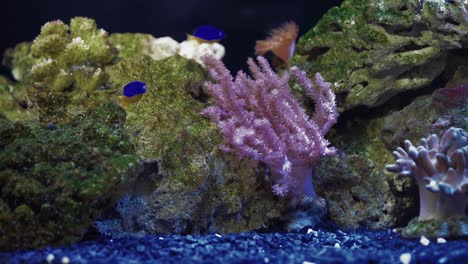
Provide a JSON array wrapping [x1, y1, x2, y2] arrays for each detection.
[[190, 25, 226, 42], [118, 81, 147, 105], [123, 81, 147, 97]]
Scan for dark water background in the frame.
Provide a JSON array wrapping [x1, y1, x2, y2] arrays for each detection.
[[0, 0, 342, 75]]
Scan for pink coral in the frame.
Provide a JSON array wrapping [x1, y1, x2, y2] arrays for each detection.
[[201, 55, 338, 198]]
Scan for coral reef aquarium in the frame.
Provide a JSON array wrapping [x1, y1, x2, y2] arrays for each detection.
[[1, 0, 468, 263]]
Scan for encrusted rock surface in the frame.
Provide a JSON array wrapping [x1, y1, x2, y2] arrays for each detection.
[[3, 17, 117, 123], [315, 153, 396, 229], [0, 102, 140, 251], [0, 76, 29, 121], [403, 217, 468, 238], [293, 0, 468, 111]]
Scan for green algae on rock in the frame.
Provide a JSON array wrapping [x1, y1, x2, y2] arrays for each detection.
[[141, 154, 283, 235], [105, 54, 285, 234], [0, 76, 30, 121], [402, 217, 468, 239], [107, 55, 212, 188], [0, 102, 140, 251], [381, 95, 468, 151], [4, 17, 117, 123], [293, 0, 468, 111]]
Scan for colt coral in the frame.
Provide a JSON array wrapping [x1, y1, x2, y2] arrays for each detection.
[[386, 127, 468, 220], [201, 55, 338, 198]]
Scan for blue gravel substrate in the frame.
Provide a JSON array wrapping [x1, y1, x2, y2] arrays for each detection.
[[1, 228, 467, 264]]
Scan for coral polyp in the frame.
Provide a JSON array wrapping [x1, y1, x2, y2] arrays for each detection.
[[386, 127, 468, 221]]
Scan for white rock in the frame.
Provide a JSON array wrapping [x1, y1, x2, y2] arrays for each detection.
[[46, 254, 54, 263], [178, 40, 199, 60], [178, 40, 225, 64], [61, 256, 70, 264], [146, 36, 225, 65], [197, 42, 225, 60], [399, 253, 411, 264], [436, 237, 447, 244], [420, 235, 430, 246], [149, 37, 179, 60]]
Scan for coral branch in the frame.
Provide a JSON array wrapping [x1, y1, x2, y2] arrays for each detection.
[[201, 55, 338, 197]]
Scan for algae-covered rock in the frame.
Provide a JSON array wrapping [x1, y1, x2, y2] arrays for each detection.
[[95, 153, 283, 237], [4, 17, 117, 123], [314, 116, 410, 229], [402, 217, 468, 238], [107, 55, 212, 188], [0, 102, 140, 250], [93, 54, 285, 236], [96, 153, 289, 238], [2, 42, 34, 83], [381, 95, 439, 149], [293, 0, 468, 111], [381, 94, 467, 151], [0, 75, 29, 121], [315, 153, 396, 229], [140, 155, 281, 235]]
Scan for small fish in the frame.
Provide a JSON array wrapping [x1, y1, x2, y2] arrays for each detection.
[[188, 25, 226, 43], [117, 81, 147, 105], [47, 123, 57, 130], [432, 83, 468, 109], [255, 21, 299, 67]]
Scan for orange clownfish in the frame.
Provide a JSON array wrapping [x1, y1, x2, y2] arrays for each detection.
[[255, 21, 299, 67]]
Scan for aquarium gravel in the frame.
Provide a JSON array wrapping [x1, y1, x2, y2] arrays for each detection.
[[1, 228, 467, 264]]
